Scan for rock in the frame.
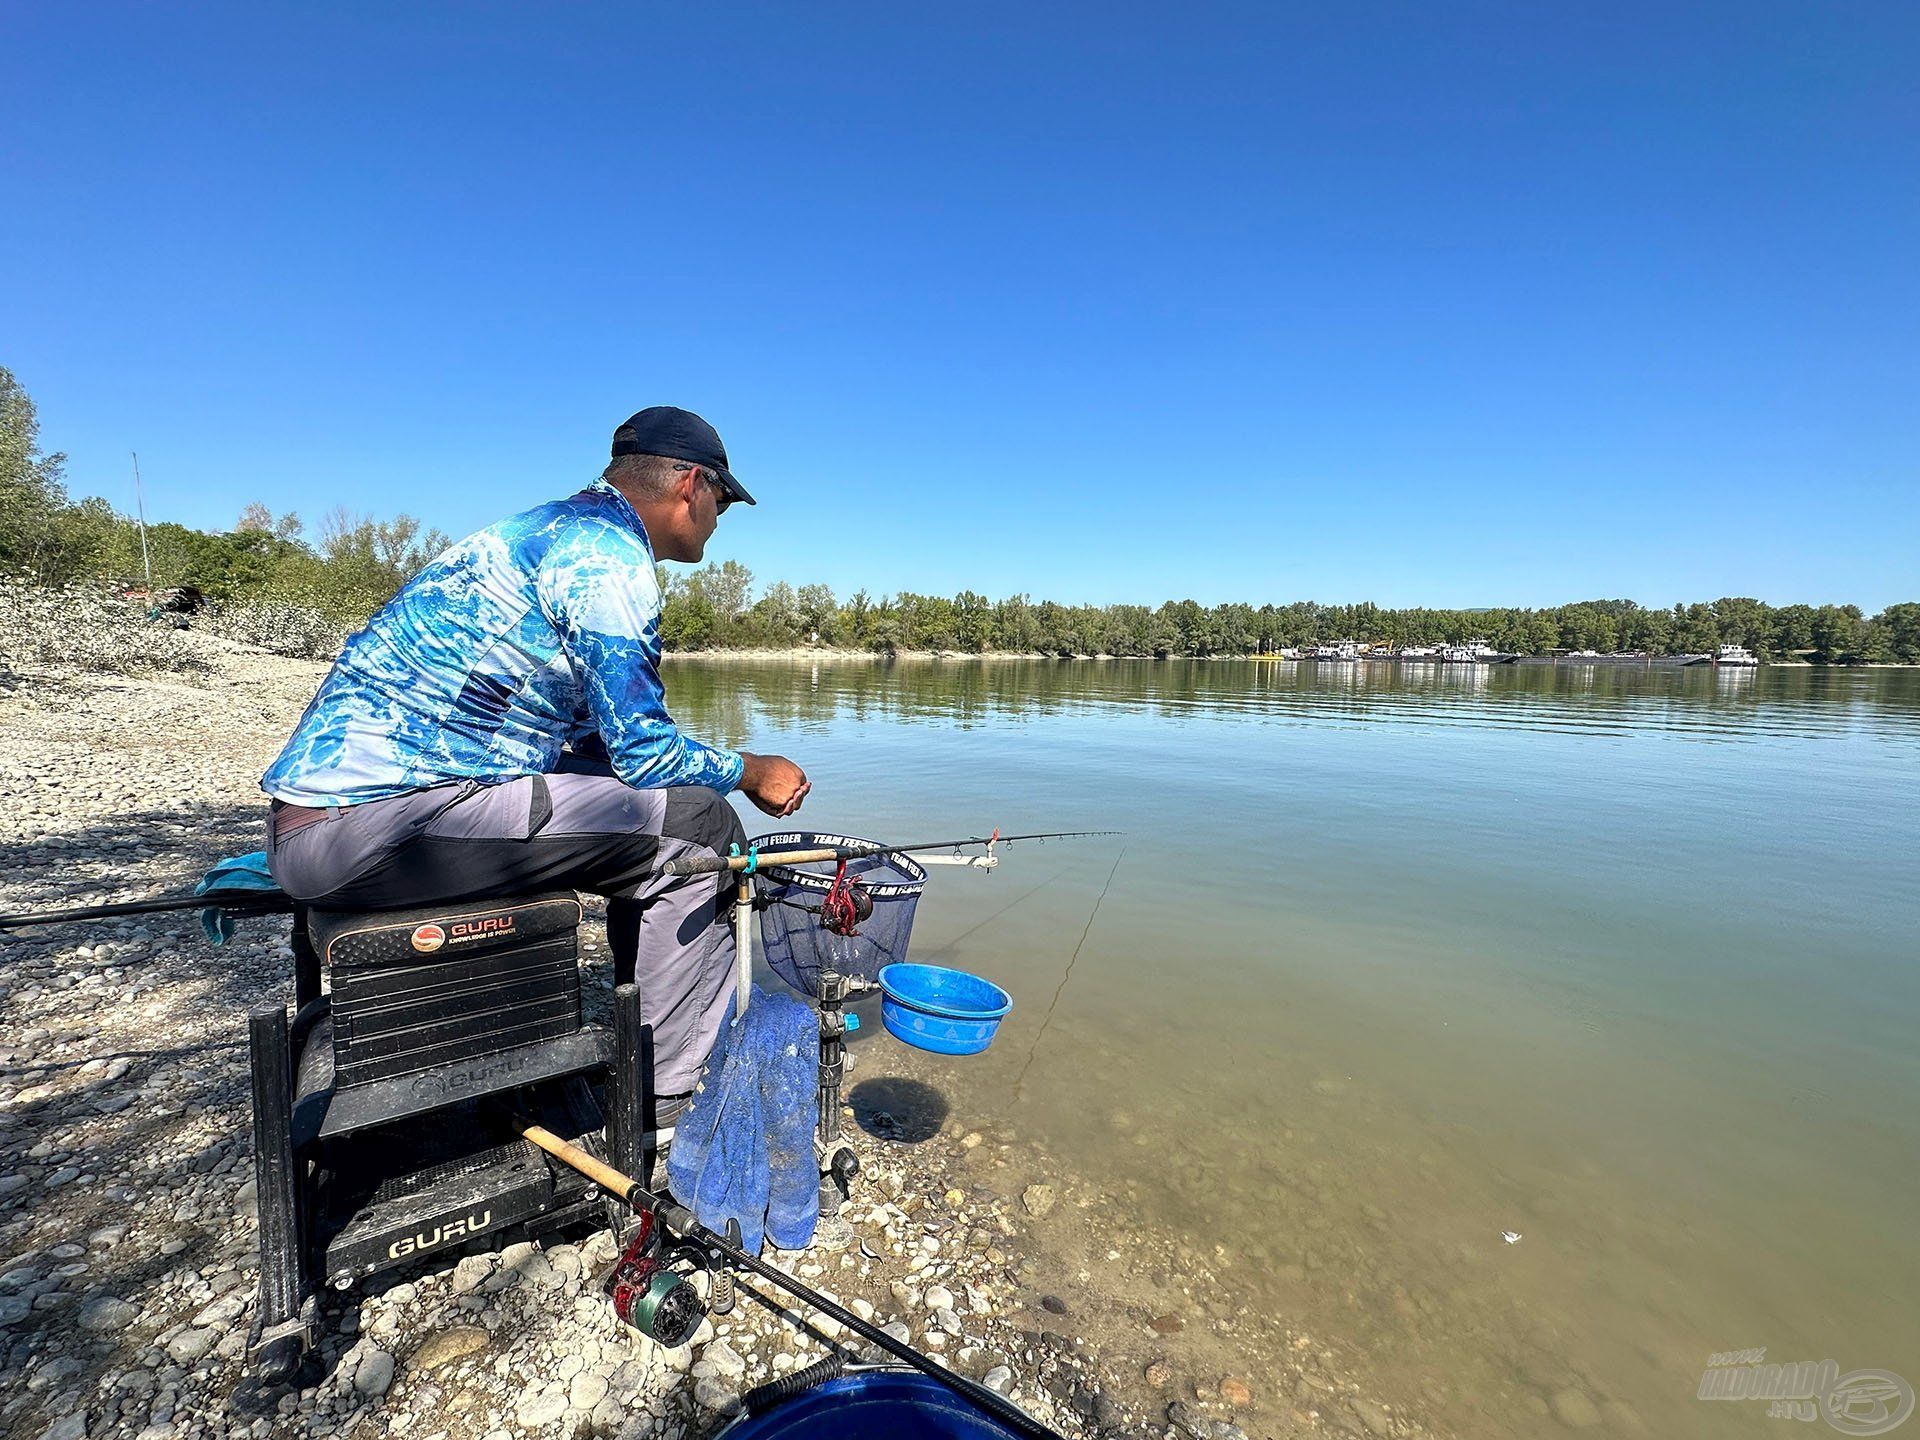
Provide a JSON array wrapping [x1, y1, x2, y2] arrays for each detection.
[[983, 1365, 1015, 1395], [1021, 1184, 1056, 1219], [701, 1339, 746, 1379], [78, 1294, 139, 1331], [1220, 1377, 1252, 1406], [1040, 1294, 1068, 1315], [511, 1253, 559, 1290], [37, 1415, 87, 1440], [516, 1389, 568, 1428], [451, 1255, 494, 1294], [1167, 1401, 1210, 1439], [190, 1292, 246, 1328], [1149, 1313, 1184, 1334], [923, 1284, 955, 1312], [353, 1349, 395, 1397], [590, 1394, 623, 1431], [1549, 1387, 1603, 1428], [569, 1371, 609, 1410], [1350, 1397, 1393, 1437], [407, 1326, 490, 1371], [1145, 1359, 1173, 1386], [693, 1377, 740, 1415], [165, 1328, 217, 1364]]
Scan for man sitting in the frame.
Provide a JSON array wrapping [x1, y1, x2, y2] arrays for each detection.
[[259, 406, 809, 1118]]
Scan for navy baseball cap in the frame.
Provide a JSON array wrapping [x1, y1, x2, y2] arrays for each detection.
[[610, 406, 755, 507]]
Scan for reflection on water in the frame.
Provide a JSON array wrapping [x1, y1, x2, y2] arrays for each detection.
[[670, 657, 1920, 1437], [668, 655, 1911, 750]]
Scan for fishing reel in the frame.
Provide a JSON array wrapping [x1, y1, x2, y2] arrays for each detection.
[[602, 1210, 706, 1347], [820, 861, 873, 937]]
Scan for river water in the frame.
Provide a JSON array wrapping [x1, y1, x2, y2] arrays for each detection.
[[669, 656, 1920, 1436]]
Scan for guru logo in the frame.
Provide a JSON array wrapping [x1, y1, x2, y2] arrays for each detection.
[[410, 923, 446, 953], [387, 1209, 492, 1259], [449, 915, 515, 941]]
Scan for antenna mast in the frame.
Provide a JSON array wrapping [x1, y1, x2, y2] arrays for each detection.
[[131, 451, 153, 599]]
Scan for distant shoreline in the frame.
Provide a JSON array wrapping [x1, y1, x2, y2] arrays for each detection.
[[660, 647, 1918, 667]]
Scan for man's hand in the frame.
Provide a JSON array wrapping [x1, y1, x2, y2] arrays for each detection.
[[739, 752, 810, 818]]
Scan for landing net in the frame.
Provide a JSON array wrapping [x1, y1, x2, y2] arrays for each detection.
[[751, 831, 927, 998]]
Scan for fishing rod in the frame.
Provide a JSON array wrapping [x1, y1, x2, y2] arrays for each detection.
[[0, 890, 296, 931], [514, 1119, 1067, 1440], [0, 834, 1120, 928], [664, 830, 1121, 877]]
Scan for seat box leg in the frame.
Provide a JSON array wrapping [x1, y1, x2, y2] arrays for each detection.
[[291, 912, 322, 1013], [247, 1003, 310, 1384], [609, 982, 647, 1216]]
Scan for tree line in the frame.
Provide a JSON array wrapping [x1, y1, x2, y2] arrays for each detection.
[[4, 366, 1914, 663], [658, 567, 1918, 664], [1, 366, 447, 623]]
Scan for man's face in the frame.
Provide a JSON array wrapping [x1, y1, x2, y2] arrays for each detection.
[[659, 466, 725, 563], [686, 469, 726, 561]]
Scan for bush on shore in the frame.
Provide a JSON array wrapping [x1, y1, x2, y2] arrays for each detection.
[[205, 591, 352, 660], [0, 579, 208, 681]]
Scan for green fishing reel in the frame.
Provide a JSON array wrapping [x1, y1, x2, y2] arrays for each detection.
[[604, 1212, 705, 1347]]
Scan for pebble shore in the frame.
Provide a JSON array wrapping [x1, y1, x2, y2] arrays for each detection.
[[2, 632, 1434, 1440]]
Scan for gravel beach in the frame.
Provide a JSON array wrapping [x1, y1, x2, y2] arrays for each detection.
[[1, 629, 1426, 1440]]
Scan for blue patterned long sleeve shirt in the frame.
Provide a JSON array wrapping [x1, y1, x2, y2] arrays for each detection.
[[260, 481, 743, 806]]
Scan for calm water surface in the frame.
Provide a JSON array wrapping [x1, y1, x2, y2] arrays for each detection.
[[671, 657, 1920, 1436]]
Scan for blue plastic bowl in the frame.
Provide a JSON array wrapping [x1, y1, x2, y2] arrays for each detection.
[[877, 963, 1012, 1056], [721, 1367, 1032, 1438]]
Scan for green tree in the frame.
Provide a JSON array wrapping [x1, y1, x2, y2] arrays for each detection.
[[1873, 603, 1920, 663], [317, 507, 450, 600], [0, 366, 75, 579], [1810, 605, 1865, 663], [691, 559, 752, 627]]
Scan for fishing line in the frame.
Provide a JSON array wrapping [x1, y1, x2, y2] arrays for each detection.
[[1011, 846, 1126, 1100], [915, 858, 1089, 963]]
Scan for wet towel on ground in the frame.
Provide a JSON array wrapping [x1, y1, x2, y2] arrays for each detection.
[[667, 984, 820, 1253]]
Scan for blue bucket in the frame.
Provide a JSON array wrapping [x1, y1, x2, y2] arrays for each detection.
[[877, 964, 1012, 1056], [722, 1367, 1032, 1439]]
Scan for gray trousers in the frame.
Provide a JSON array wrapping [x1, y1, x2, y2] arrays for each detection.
[[266, 767, 746, 1095]]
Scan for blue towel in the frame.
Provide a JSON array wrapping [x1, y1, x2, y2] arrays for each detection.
[[759, 994, 821, 1251], [194, 851, 277, 945], [667, 984, 821, 1254]]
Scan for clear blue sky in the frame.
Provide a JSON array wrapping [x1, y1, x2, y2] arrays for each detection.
[[3, 3, 1914, 611]]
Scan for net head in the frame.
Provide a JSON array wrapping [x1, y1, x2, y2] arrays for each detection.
[[752, 834, 928, 998]]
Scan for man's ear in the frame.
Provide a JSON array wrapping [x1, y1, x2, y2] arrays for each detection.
[[676, 466, 701, 507]]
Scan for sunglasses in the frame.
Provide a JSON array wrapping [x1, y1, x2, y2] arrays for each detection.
[[676, 462, 733, 516]]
